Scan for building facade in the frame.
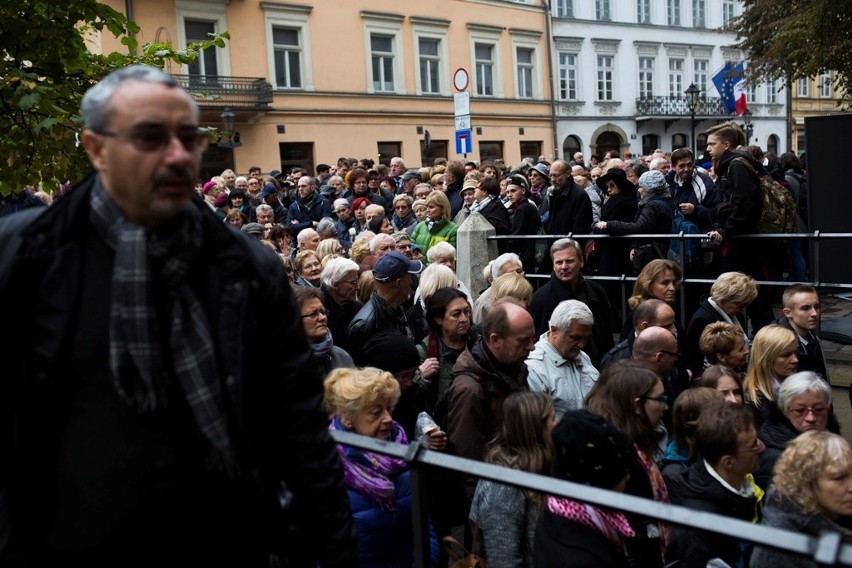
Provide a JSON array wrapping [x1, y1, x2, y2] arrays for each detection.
[[791, 70, 845, 155], [549, 0, 787, 160], [101, 0, 555, 178]]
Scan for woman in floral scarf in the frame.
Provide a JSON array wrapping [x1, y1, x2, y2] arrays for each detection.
[[324, 367, 416, 568], [535, 409, 637, 567]]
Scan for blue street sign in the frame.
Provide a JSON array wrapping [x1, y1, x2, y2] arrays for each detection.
[[455, 129, 472, 155]]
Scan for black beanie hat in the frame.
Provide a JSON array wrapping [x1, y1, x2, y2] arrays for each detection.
[[551, 410, 636, 490], [362, 330, 420, 373]]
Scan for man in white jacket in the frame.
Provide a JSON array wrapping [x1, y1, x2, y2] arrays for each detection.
[[526, 299, 599, 419]]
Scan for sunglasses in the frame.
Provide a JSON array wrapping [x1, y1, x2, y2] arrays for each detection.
[[95, 124, 210, 153]]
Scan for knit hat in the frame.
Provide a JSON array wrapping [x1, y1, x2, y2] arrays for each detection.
[[373, 251, 422, 283], [637, 170, 669, 195], [551, 410, 636, 490], [213, 192, 229, 208], [362, 330, 420, 373]]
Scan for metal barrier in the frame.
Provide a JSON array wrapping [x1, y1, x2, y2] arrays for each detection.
[[489, 231, 852, 330], [331, 429, 852, 568]]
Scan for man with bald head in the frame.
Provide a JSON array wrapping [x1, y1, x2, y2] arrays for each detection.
[[601, 299, 677, 371], [633, 326, 679, 381], [541, 159, 592, 236]]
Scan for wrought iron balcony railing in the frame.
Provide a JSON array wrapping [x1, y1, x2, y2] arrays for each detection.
[[635, 95, 728, 117], [172, 75, 273, 109]]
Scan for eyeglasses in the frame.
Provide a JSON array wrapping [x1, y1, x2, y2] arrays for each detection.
[[300, 308, 328, 319], [658, 350, 681, 358], [739, 439, 763, 454], [643, 394, 669, 406], [95, 124, 209, 153], [789, 405, 829, 418], [395, 204, 410, 210]]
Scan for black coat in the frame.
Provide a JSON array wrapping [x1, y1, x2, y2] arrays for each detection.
[[348, 292, 414, 365], [528, 273, 613, 368], [665, 460, 760, 568], [322, 285, 362, 348], [596, 191, 637, 277], [684, 297, 747, 378], [507, 200, 542, 274], [605, 196, 674, 275], [0, 175, 356, 565], [534, 508, 629, 568], [755, 405, 799, 490], [542, 180, 593, 236], [715, 149, 764, 239], [476, 198, 511, 254]]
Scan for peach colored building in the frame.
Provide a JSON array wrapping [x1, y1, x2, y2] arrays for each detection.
[[99, 0, 556, 178]]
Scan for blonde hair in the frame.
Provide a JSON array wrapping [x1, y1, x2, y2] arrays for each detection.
[[710, 272, 758, 305], [699, 322, 742, 362], [323, 367, 401, 420], [773, 431, 852, 516], [294, 250, 319, 274], [415, 264, 460, 305], [425, 190, 451, 220], [349, 238, 371, 265], [357, 270, 375, 304], [743, 324, 797, 407], [365, 204, 385, 220], [315, 239, 342, 263], [491, 272, 533, 305]]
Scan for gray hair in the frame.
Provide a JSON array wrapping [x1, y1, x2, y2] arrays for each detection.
[[491, 253, 522, 280], [779, 372, 831, 416], [320, 257, 359, 287], [297, 228, 319, 247], [81, 64, 194, 132], [315, 217, 337, 237], [549, 299, 594, 330], [550, 238, 582, 258], [369, 233, 394, 254], [393, 194, 413, 207], [414, 263, 459, 305], [391, 231, 411, 243], [427, 241, 456, 264], [256, 203, 273, 216]]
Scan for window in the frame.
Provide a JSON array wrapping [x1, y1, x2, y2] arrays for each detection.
[[722, 1, 735, 26], [371, 35, 395, 92], [767, 135, 779, 155], [642, 134, 660, 156], [672, 133, 687, 148], [558, 53, 578, 100], [554, 0, 573, 17], [516, 47, 534, 98], [746, 83, 757, 103], [562, 135, 581, 159], [475, 43, 495, 96], [420, 139, 448, 168], [279, 142, 314, 174], [272, 28, 301, 89], [639, 57, 654, 98], [667, 0, 681, 25], [265, 4, 313, 91], [797, 77, 810, 97], [520, 141, 542, 161], [820, 70, 832, 98], [693, 0, 706, 27], [419, 38, 441, 94], [595, 0, 611, 20], [697, 133, 708, 150], [185, 20, 219, 77], [668, 58, 684, 98], [767, 79, 778, 103], [378, 142, 402, 166], [597, 55, 614, 101], [693, 60, 708, 92], [479, 141, 504, 162], [637, 0, 651, 23]]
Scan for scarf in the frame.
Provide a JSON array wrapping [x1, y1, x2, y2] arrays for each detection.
[[636, 446, 671, 549], [392, 211, 415, 231], [547, 496, 634, 551], [469, 194, 493, 214], [310, 330, 334, 358], [89, 180, 237, 476], [329, 416, 408, 510]]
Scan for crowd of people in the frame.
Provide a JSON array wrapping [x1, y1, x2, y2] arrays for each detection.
[[1, 63, 845, 568]]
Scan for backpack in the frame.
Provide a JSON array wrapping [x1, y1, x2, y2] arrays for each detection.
[[668, 211, 703, 267], [732, 157, 797, 234]]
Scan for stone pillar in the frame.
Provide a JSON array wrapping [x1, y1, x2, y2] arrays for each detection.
[[457, 212, 497, 301]]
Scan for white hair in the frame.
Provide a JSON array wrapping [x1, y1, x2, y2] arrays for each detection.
[[779, 372, 831, 416], [320, 257, 360, 287], [549, 299, 594, 330], [369, 233, 394, 254], [491, 253, 523, 280], [427, 241, 456, 263], [413, 263, 460, 305], [297, 228, 319, 247]]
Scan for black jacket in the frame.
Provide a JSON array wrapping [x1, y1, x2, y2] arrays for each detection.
[[715, 149, 764, 238], [528, 273, 613, 368], [347, 292, 413, 365], [596, 190, 637, 277], [755, 405, 799, 490], [508, 200, 542, 274], [534, 508, 629, 568], [665, 460, 761, 568], [685, 297, 747, 378], [0, 175, 356, 566], [476, 198, 511, 254], [542, 180, 593, 236]]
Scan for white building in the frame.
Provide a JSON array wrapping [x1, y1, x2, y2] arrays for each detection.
[[549, 0, 786, 160]]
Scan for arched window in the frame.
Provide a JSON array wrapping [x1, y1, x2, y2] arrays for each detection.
[[594, 131, 622, 160], [562, 134, 582, 160], [697, 133, 708, 153], [766, 134, 779, 155], [642, 134, 659, 156], [672, 133, 688, 149]]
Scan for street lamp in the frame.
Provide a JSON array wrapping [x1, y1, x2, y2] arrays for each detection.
[[742, 109, 753, 143], [218, 107, 241, 148], [684, 83, 700, 155]]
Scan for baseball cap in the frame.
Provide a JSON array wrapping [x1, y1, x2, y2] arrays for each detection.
[[373, 251, 423, 283], [259, 183, 279, 198]]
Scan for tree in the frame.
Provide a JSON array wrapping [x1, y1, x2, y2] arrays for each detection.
[[731, 0, 852, 108], [0, 0, 228, 194]]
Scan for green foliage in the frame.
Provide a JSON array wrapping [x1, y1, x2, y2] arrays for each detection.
[[731, 0, 852, 108], [0, 0, 229, 194]]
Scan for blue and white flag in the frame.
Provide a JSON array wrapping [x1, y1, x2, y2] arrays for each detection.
[[712, 61, 748, 115]]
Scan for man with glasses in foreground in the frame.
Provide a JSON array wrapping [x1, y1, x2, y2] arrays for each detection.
[[0, 65, 356, 566]]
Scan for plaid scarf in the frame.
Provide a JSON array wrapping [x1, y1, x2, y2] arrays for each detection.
[[89, 180, 237, 476]]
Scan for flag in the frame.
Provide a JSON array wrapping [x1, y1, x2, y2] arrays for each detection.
[[712, 61, 748, 115]]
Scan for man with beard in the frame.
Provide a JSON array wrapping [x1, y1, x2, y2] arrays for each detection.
[[287, 175, 332, 236]]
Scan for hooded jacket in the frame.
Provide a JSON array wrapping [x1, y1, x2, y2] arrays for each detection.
[[714, 149, 764, 239]]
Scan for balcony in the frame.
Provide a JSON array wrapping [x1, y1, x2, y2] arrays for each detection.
[[172, 75, 273, 109], [635, 96, 728, 120]]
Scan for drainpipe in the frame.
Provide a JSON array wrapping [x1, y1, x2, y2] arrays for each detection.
[[542, 0, 559, 160], [125, 0, 137, 55]]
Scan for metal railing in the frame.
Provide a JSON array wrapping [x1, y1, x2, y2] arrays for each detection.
[[635, 95, 728, 117], [330, 429, 852, 568], [172, 74, 274, 108], [489, 231, 852, 330]]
